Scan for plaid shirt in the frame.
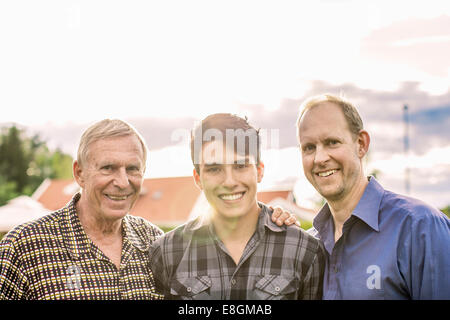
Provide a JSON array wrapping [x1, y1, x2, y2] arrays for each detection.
[[150, 203, 325, 300], [0, 193, 164, 300]]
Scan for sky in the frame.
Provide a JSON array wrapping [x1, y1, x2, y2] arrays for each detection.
[[1, 0, 450, 209]]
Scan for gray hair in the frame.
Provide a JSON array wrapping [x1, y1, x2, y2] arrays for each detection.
[[77, 119, 148, 169]]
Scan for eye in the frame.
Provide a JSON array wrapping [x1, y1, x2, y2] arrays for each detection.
[[101, 165, 113, 171], [302, 144, 315, 153], [234, 163, 248, 170], [127, 166, 141, 174], [327, 139, 339, 146], [205, 166, 220, 173]]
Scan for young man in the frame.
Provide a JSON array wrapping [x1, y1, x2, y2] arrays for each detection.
[[295, 94, 450, 299], [150, 113, 325, 300]]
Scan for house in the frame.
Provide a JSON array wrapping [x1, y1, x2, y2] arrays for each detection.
[[33, 177, 316, 228], [0, 196, 51, 232]]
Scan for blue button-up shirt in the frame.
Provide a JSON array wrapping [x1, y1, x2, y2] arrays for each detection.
[[310, 177, 450, 299]]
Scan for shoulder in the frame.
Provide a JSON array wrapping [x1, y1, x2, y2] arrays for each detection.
[[381, 190, 448, 224], [124, 214, 164, 243], [1, 210, 63, 248], [285, 224, 323, 255], [380, 190, 450, 240], [0, 210, 65, 265], [151, 217, 199, 250], [260, 203, 321, 246]]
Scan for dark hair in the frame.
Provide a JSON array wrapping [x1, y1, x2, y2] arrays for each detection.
[[190, 113, 261, 174]]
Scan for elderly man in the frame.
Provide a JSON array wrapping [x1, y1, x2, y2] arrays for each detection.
[[294, 94, 450, 299], [0, 119, 163, 299]]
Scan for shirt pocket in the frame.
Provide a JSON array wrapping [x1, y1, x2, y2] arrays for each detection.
[[169, 275, 211, 300], [254, 275, 299, 300]]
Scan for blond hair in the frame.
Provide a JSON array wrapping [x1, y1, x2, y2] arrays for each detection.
[[296, 93, 364, 139], [77, 119, 148, 169]]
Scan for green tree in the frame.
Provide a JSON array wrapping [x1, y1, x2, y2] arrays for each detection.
[[441, 206, 450, 219], [0, 125, 73, 206]]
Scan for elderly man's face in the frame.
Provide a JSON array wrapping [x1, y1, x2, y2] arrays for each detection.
[[75, 135, 145, 221], [298, 102, 365, 202]]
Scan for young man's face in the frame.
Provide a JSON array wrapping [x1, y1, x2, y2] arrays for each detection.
[[193, 140, 264, 220], [298, 102, 366, 202], [74, 135, 145, 221]]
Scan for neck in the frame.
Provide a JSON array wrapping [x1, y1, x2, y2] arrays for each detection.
[[76, 199, 123, 241], [212, 202, 261, 243], [328, 175, 369, 240]]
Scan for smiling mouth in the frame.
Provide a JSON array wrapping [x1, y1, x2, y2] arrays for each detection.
[[316, 169, 338, 177], [105, 194, 131, 201], [219, 192, 245, 201]]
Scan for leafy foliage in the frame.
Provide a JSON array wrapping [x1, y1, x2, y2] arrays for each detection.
[[441, 206, 450, 219], [0, 125, 73, 206]]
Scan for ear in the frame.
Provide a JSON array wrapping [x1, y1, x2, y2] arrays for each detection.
[[193, 168, 203, 190], [356, 130, 370, 158], [73, 160, 85, 188], [256, 161, 265, 183]]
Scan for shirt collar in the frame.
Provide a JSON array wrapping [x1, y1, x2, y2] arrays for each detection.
[[60, 193, 92, 260], [61, 192, 148, 260], [122, 216, 151, 252], [258, 202, 286, 233], [313, 176, 384, 236], [187, 202, 285, 237], [351, 176, 384, 232]]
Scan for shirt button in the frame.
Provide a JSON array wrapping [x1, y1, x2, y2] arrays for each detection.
[[274, 286, 281, 294], [186, 287, 192, 293], [231, 279, 236, 285]]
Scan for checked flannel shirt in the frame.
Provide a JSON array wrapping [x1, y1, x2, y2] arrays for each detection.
[[150, 203, 325, 300], [0, 193, 164, 300]]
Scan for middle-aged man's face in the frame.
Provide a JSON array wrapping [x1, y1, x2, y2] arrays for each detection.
[[193, 140, 264, 221], [298, 102, 364, 202], [74, 134, 145, 221]]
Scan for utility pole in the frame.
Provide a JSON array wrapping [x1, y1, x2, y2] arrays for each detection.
[[403, 104, 410, 195]]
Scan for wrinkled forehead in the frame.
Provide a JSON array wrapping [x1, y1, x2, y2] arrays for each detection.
[[201, 140, 257, 165]]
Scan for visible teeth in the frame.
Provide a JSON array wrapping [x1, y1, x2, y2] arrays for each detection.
[[220, 192, 244, 201], [318, 170, 337, 177], [107, 195, 128, 200]]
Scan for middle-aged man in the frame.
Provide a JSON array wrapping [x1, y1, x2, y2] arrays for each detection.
[[0, 119, 164, 299], [294, 93, 450, 299], [150, 113, 325, 300]]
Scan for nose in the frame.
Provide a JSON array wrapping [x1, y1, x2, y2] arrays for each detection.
[[113, 167, 130, 189], [222, 166, 238, 189], [314, 145, 330, 166]]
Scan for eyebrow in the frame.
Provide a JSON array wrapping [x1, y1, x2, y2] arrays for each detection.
[[203, 157, 252, 166]]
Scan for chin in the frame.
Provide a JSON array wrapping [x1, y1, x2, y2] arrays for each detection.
[[102, 207, 131, 221], [215, 206, 246, 220]]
